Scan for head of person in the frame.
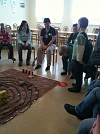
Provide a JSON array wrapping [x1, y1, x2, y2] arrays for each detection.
[[19, 20, 29, 33], [78, 17, 88, 30], [43, 18, 51, 29], [72, 23, 78, 34], [59, 45, 68, 56], [0, 23, 5, 33]]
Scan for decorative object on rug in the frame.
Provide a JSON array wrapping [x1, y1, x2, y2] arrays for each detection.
[[57, 82, 68, 87], [0, 69, 58, 124]]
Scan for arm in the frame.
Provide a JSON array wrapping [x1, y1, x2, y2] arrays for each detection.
[[67, 33, 73, 44], [17, 32, 24, 45], [66, 46, 73, 80], [47, 35, 56, 47], [6, 32, 10, 43], [90, 115, 100, 134], [76, 34, 86, 64], [26, 30, 31, 46]]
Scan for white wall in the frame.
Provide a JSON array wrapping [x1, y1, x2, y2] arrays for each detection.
[[29, 0, 100, 33], [0, 0, 99, 32], [0, 0, 29, 28]]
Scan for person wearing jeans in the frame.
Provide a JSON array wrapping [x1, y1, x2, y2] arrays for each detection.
[[17, 20, 32, 66], [64, 77, 100, 120], [77, 115, 100, 134]]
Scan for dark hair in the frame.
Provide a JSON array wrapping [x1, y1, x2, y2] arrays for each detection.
[[18, 20, 29, 33], [73, 23, 78, 27], [43, 18, 51, 23], [78, 17, 88, 29], [0, 23, 4, 27]]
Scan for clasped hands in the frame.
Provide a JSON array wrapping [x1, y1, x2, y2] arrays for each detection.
[[42, 45, 48, 51], [2, 42, 8, 45], [23, 43, 28, 48]]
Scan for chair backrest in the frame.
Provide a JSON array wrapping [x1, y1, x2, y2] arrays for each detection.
[[63, 26, 68, 31], [92, 28, 100, 34], [5, 25, 11, 33], [13, 23, 18, 29], [36, 24, 44, 36]]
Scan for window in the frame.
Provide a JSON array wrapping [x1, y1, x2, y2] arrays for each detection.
[[36, 0, 64, 23], [72, 0, 100, 25]]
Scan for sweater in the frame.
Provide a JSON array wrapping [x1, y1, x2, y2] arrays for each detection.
[[0, 31, 10, 43], [17, 29, 31, 46], [72, 33, 86, 61]]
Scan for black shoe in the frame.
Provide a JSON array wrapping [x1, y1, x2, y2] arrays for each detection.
[[10, 58, 16, 61], [26, 61, 30, 66], [72, 83, 76, 87], [35, 65, 41, 69], [64, 104, 85, 120], [46, 66, 50, 71], [68, 87, 80, 93], [18, 61, 22, 66], [61, 72, 67, 75]]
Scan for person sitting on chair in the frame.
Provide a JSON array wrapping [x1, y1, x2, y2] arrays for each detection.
[[64, 77, 100, 120], [17, 20, 32, 66], [35, 18, 56, 71], [59, 45, 73, 80], [61, 23, 79, 76], [0, 23, 16, 61]]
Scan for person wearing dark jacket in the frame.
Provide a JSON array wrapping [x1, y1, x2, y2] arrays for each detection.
[[61, 23, 78, 76]]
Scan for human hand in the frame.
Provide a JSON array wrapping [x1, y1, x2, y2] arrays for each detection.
[[0, 36, 3, 39], [5, 42, 8, 44], [66, 73, 70, 81], [2, 42, 4, 44], [90, 115, 100, 134], [43, 45, 47, 50], [78, 61, 84, 64], [24, 44, 27, 48]]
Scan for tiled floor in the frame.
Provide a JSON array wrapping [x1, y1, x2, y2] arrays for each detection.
[[0, 47, 91, 134]]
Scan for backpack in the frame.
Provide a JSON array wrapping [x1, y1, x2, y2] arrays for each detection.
[[80, 32, 93, 64]]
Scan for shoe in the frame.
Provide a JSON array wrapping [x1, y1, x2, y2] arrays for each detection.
[[46, 66, 50, 71], [70, 75, 74, 79], [68, 87, 80, 93], [64, 104, 85, 120], [26, 61, 30, 66], [18, 61, 22, 66], [12, 58, 16, 61], [35, 65, 41, 69], [72, 83, 76, 87], [61, 72, 67, 75]]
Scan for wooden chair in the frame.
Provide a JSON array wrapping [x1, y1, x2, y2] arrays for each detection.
[[11, 29, 18, 48], [13, 23, 18, 29], [95, 65, 100, 79], [63, 26, 68, 31]]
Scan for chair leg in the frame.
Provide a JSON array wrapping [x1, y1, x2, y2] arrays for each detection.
[[53, 50, 55, 66], [55, 50, 57, 62], [34, 49, 35, 60]]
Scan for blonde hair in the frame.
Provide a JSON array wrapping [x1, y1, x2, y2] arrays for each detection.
[[59, 45, 68, 56]]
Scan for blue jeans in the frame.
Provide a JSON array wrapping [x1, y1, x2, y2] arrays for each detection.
[[77, 118, 96, 134], [75, 87, 100, 118], [62, 55, 68, 72], [18, 43, 32, 61]]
